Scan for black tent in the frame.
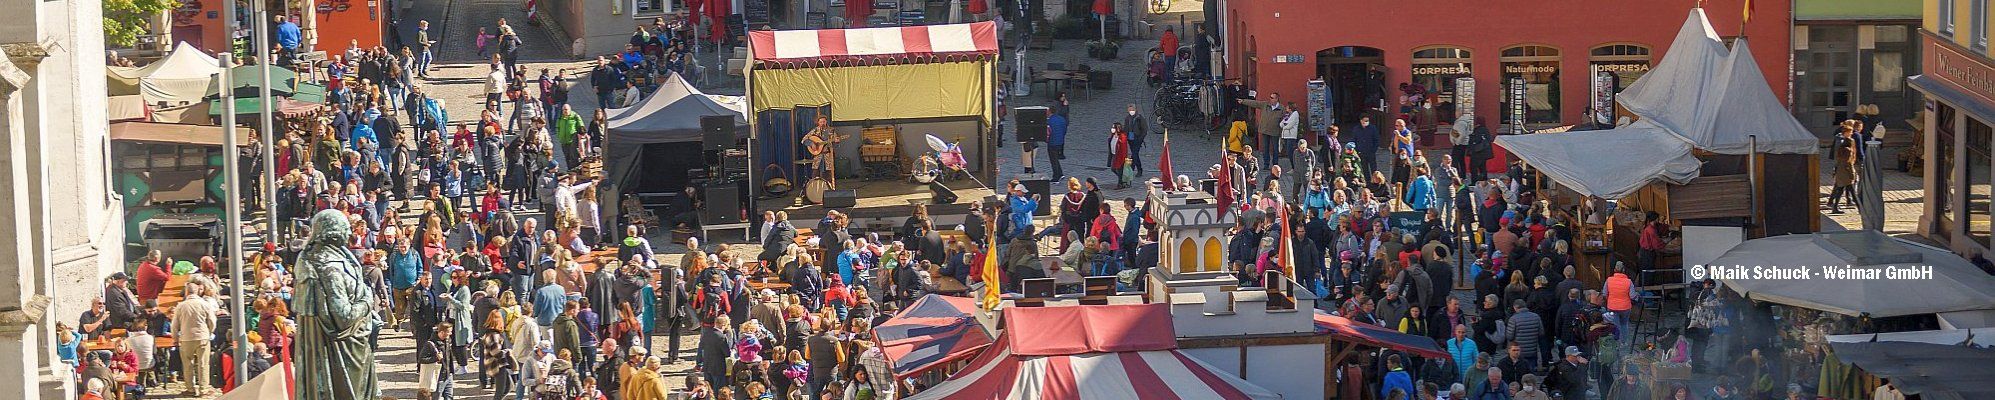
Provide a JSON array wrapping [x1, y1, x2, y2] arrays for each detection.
[[599, 73, 749, 230]]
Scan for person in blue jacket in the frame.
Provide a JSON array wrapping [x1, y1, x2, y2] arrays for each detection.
[[1380, 354, 1416, 400], [1405, 165, 1434, 213], [1006, 184, 1037, 239], [1046, 112, 1069, 179]]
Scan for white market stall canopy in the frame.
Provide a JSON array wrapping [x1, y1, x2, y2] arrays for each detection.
[[1711, 230, 1995, 318], [1494, 120, 1702, 199], [1496, 8, 1819, 199], [107, 42, 223, 106]]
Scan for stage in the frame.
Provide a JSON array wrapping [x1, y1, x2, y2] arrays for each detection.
[[757, 177, 997, 227]]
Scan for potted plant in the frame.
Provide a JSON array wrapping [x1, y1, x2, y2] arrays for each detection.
[[1087, 39, 1120, 60]]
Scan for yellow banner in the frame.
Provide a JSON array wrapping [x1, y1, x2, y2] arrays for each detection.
[[751, 62, 992, 124]]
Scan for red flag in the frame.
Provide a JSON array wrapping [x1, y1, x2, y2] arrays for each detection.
[[1215, 153, 1233, 218], [1158, 132, 1176, 191], [1092, 0, 1113, 16]]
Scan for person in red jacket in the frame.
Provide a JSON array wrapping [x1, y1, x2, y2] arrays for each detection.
[[134, 250, 169, 303], [1159, 27, 1180, 73]]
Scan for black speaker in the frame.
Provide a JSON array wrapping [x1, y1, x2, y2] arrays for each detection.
[[928, 181, 959, 204], [703, 182, 744, 224], [1017, 174, 1052, 216], [823, 189, 858, 208], [702, 115, 737, 151], [1014, 106, 1048, 143]]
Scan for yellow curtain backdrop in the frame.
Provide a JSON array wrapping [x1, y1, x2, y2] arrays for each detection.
[[751, 61, 990, 123]]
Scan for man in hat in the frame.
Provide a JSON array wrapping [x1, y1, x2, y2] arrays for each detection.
[[1006, 184, 1038, 239], [1551, 345, 1589, 398], [102, 272, 141, 330]]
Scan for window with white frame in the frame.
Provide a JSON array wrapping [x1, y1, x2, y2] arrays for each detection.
[[1977, 0, 1990, 49], [634, 0, 667, 16], [1943, 0, 1958, 35]]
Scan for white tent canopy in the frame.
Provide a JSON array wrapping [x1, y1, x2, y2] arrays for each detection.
[[1496, 8, 1818, 199], [108, 42, 223, 106], [1712, 230, 1995, 318], [1618, 9, 1819, 155], [1827, 328, 1995, 347], [1494, 120, 1702, 199]]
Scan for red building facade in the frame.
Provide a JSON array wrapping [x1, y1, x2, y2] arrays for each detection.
[[1223, 0, 1793, 131]]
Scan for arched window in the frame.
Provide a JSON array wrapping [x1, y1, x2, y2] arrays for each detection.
[[1500, 45, 1563, 128], [1500, 45, 1561, 60], [1584, 43, 1652, 124], [1202, 237, 1225, 272], [1410, 46, 1473, 123], [1589, 44, 1651, 60], [1178, 239, 1200, 274]]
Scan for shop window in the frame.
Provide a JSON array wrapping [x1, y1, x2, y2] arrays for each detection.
[[1411, 46, 1472, 123], [634, 0, 667, 15], [1589, 44, 1652, 92], [1969, 118, 1991, 247], [1874, 52, 1905, 93], [1937, 103, 1958, 239], [1500, 45, 1562, 127]]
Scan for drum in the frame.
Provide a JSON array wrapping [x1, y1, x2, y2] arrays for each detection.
[[764, 177, 793, 196], [804, 177, 831, 204]]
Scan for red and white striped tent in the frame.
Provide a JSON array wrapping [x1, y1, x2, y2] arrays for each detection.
[[747, 21, 1000, 68], [904, 304, 1281, 400], [744, 21, 1001, 188]]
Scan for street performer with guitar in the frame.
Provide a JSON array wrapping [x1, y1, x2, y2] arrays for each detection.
[[803, 116, 848, 203]]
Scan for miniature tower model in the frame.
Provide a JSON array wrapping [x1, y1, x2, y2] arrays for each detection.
[[1145, 185, 1240, 303]]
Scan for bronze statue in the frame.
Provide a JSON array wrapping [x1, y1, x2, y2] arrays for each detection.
[[292, 209, 378, 399]]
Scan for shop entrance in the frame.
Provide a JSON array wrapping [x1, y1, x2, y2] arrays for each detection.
[[1316, 46, 1387, 128]]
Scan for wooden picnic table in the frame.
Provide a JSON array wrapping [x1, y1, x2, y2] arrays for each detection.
[[153, 274, 191, 313], [83, 335, 177, 352]]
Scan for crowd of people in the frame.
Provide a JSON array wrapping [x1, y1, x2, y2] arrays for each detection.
[[62, 12, 766, 400], [58, 7, 1863, 400]]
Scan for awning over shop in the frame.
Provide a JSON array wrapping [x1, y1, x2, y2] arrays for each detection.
[[873, 295, 993, 378], [1910, 75, 1995, 123], [1312, 311, 1449, 359], [749, 22, 999, 66], [1492, 120, 1702, 199], [110, 121, 255, 147], [1712, 230, 1995, 318], [1826, 341, 1995, 399]]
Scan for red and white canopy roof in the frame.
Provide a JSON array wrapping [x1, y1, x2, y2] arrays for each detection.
[[903, 339, 1281, 400], [904, 304, 1280, 400], [749, 22, 999, 67]]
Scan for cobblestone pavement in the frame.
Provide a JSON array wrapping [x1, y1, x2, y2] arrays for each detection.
[[403, 0, 577, 64], [1816, 146, 1931, 241]]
